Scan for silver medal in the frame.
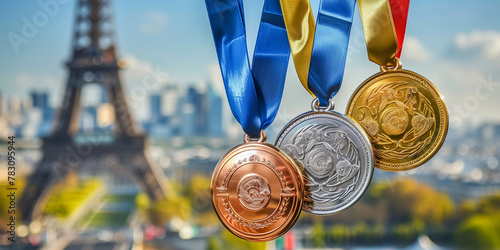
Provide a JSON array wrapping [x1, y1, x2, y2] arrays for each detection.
[[275, 99, 374, 215]]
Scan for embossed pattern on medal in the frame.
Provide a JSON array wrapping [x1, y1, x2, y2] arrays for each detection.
[[347, 70, 448, 171], [211, 143, 303, 242], [276, 111, 374, 215]]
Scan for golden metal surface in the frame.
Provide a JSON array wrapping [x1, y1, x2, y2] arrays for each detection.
[[357, 0, 399, 67], [211, 139, 304, 242], [279, 0, 316, 97], [346, 69, 448, 171]]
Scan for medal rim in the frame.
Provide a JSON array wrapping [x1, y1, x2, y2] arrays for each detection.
[[346, 69, 449, 171], [211, 141, 304, 242], [275, 110, 374, 215]]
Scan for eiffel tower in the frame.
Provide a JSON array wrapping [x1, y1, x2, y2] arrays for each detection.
[[20, 0, 167, 221]]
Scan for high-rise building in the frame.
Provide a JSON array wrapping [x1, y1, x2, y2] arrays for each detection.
[[101, 87, 109, 103], [0, 92, 10, 138], [150, 94, 162, 122], [30, 91, 49, 109], [180, 89, 197, 136], [162, 84, 180, 117], [23, 97, 33, 114], [143, 83, 225, 138], [27, 91, 55, 137], [9, 96, 22, 115], [0, 91, 4, 117], [79, 106, 98, 132], [206, 84, 223, 137], [182, 86, 204, 136]]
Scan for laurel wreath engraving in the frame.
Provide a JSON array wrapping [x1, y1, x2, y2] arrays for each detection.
[[216, 154, 294, 193], [222, 197, 290, 229]]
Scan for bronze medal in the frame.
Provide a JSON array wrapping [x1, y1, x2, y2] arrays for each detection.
[[211, 131, 304, 242], [346, 61, 448, 171], [206, 0, 305, 241]]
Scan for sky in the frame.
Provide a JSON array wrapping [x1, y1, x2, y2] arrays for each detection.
[[1, 0, 500, 133]]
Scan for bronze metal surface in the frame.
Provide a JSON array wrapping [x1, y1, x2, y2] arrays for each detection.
[[211, 140, 304, 242], [346, 69, 448, 171]]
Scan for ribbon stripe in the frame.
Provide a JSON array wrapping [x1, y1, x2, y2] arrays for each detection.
[[389, 0, 410, 58], [205, 0, 290, 138], [281, 0, 357, 106], [308, 0, 357, 106], [357, 0, 410, 66], [357, 0, 398, 66], [279, 0, 315, 96]]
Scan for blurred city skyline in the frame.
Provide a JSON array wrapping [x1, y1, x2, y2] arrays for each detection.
[[0, 82, 228, 139], [1, 0, 500, 131]]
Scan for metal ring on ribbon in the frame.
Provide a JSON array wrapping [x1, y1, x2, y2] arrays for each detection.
[[380, 57, 403, 72], [311, 98, 335, 112], [244, 130, 267, 143]]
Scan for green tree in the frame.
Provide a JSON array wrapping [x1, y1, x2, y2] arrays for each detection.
[[476, 193, 500, 214], [220, 229, 267, 250], [135, 193, 150, 209], [365, 181, 391, 204], [455, 214, 500, 249], [455, 193, 500, 249], [189, 175, 212, 213], [458, 199, 476, 219], [207, 235, 222, 250], [370, 223, 385, 243], [150, 195, 192, 225], [352, 221, 368, 241], [330, 224, 350, 244], [43, 177, 102, 220], [312, 220, 326, 248], [385, 178, 454, 225], [189, 175, 211, 197], [392, 223, 414, 244]]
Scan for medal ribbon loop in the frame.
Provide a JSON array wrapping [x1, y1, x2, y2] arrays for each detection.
[[280, 0, 357, 106], [205, 0, 290, 138], [357, 0, 410, 66]]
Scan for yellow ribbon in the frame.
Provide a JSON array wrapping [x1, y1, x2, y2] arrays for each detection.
[[357, 0, 399, 67], [279, 0, 316, 97], [281, 0, 398, 94]]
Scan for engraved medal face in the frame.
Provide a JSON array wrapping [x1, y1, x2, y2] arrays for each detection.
[[346, 69, 449, 171], [238, 175, 271, 211], [211, 142, 304, 242], [275, 111, 374, 215]]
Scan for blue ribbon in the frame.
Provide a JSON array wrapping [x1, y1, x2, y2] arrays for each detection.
[[205, 0, 290, 138], [308, 0, 357, 106]]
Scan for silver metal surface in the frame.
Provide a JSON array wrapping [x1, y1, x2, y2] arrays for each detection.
[[275, 110, 374, 215]]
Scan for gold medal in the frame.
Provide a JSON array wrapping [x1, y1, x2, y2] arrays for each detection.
[[349, 1, 449, 171], [346, 59, 448, 171], [211, 131, 304, 242]]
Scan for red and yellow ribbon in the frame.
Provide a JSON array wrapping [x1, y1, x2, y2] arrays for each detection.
[[280, 0, 358, 105], [357, 0, 410, 67]]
